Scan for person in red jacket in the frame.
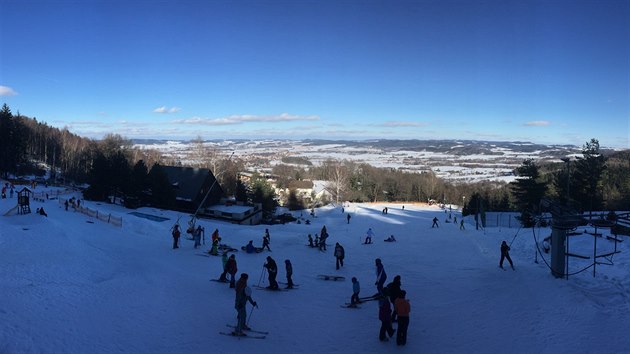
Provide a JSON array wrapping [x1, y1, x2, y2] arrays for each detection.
[[394, 290, 411, 345]]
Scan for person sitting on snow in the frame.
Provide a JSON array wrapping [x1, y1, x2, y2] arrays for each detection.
[[384, 235, 396, 242]]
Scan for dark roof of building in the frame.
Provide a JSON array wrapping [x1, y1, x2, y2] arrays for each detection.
[[161, 166, 219, 202]]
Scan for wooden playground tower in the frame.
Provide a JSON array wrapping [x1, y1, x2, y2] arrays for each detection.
[[17, 187, 32, 214]]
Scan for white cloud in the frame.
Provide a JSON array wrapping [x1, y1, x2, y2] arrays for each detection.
[[0, 85, 18, 96], [524, 120, 550, 127], [154, 106, 180, 113], [377, 121, 429, 127], [174, 113, 320, 125]]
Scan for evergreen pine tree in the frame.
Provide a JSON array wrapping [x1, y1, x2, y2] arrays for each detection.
[[510, 159, 548, 227]]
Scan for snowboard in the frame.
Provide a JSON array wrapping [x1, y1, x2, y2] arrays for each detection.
[[317, 274, 345, 281], [341, 304, 361, 309]]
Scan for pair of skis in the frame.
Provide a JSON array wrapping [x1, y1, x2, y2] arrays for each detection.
[[220, 324, 268, 339]]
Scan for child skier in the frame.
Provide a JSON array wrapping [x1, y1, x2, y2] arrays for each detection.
[[171, 224, 181, 249], [350, 277, 360, 306], [264, 256, 279, 290], [285, 259, 294, 289], [234, 273, 257, 336]]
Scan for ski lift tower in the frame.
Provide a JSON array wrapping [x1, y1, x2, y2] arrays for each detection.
[[542, 198, 583, 279]]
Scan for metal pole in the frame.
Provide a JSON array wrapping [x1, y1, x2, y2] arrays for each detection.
[[593, 227, 597, 277]]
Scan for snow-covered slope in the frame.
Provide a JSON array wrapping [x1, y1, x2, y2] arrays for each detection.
[[1, 186, 628, 354]]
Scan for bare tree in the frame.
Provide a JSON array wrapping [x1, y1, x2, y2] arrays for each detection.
[[327, 160, 349, 205]]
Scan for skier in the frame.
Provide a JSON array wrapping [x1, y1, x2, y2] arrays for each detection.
[[319, 231, 328, 251], [219, 252, 229, 282], [365, 228, 374, 244], [460, 219, 465, 230], [264, 256, 279, 290], [375, 258, 387, 295], [347, 213, 351, 224], [350, 277, 361, 306], [262, 234, 271, 252], [307, 234, 314, 247], [284, 259, 294, 289], [171, 224, 181, 249], [432, 217, 439, 228], [320, 225, 328, 239], [209, 239, 219, 255], [334, 242, 345, 270], [314, 234, 319, 248], [500, 240, 515, 270], [264, 228, 270, 241], [226, 254, 238, 288], [211, 228, 220, 243], [378, 289, 395, 341], [193, 225, 203, 249], [386, 275, 402, 322], [394, 290, 410, 346], [234, 273, 257, 336]]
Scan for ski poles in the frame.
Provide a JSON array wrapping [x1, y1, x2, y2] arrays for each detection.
[[258, 266, 267, 287], [247, 304, 256, 326]]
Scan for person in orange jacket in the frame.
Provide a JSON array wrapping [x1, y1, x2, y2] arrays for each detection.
[[394, 290, 411, 346]]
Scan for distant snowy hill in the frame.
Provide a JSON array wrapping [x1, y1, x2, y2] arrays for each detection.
[[133, 139, 584, 183]]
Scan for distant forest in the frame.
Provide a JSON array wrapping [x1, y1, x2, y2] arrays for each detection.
[[1, 103, 629, 222]]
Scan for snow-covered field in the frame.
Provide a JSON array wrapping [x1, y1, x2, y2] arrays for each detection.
[[1, 185, 629, 354]]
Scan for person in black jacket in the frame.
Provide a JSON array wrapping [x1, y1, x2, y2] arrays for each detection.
[[386, 275, 402, 322], [264, 256, 279, 289], [500, 241, 514, 270], [334, 242, 345, 270]]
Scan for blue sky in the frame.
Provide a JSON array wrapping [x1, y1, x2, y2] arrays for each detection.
[[1, 0, 628, 147]]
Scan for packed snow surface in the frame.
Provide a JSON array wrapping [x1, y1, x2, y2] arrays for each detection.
[[1, 186, 629, 354]]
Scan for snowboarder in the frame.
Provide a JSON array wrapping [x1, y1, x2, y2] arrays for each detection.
[[264, 256, 279, 290], [226, 254, 238, 287], [365, 228, 374, 244], [395, 291, 410, 345], [375, 258, 387, 295], [347, 213, 351, 224], [262, 234, 271, 252], [386, 275, 402, 322], [384, 235, 396, 242], [334, 242, 345, 270], [500, 240, 514, 270], [350, 277, 360, 306], [308, 234, 314, 247], [37, 207, 48, 217], [378, 289, 395, 341], [171, 224, 181, 249], [432, 217, 439, 228], [234, 273, 257, 336], [244, 240, 256, 254], [284, 259, 294, 289]]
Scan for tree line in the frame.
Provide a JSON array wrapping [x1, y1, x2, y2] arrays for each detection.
[[1, 103, 628, 226]]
